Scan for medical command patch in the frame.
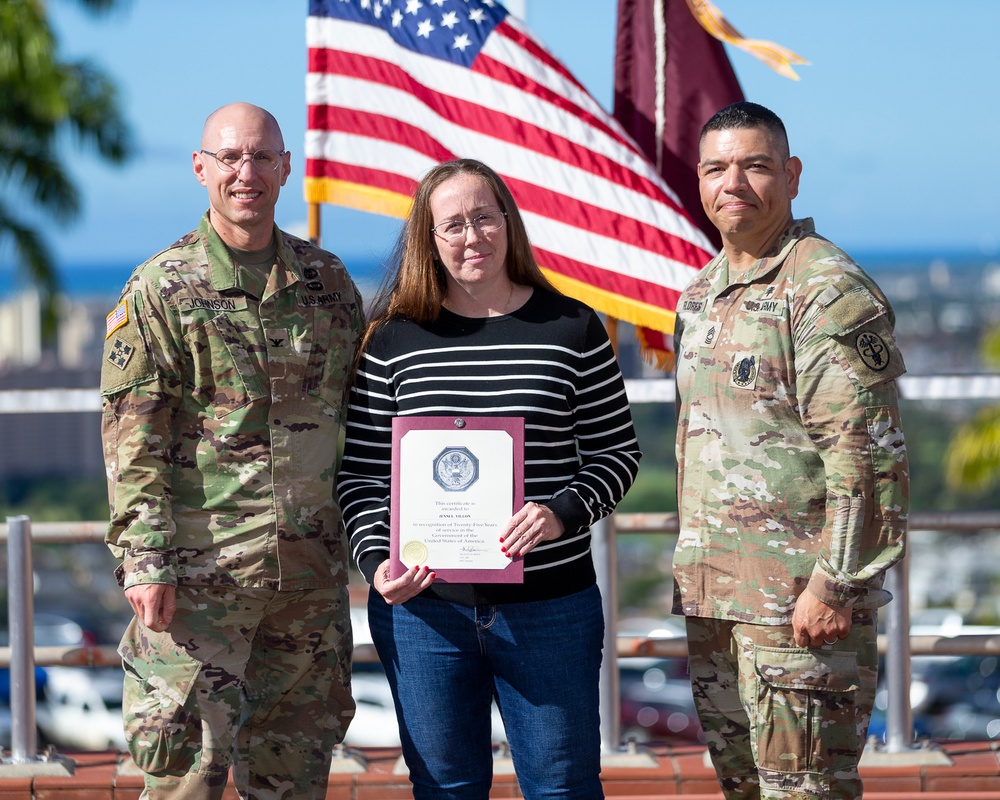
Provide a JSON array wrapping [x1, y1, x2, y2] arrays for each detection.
[[106, 302, 128, 338], [855, 330, 889, 372]]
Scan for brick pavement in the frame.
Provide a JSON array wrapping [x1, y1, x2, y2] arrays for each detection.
[[3, 741, 1000, 798]]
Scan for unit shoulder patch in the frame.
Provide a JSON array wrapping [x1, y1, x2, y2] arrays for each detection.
[[837, 324, 905, 388], [106, 338, 135, 370], [854, 330, 890, 372]]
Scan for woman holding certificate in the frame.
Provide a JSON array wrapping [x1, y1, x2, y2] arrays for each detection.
[[337, 159, 641, 800]]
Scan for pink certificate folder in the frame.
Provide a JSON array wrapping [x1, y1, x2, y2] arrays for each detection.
[[390, 416, 525, 583]]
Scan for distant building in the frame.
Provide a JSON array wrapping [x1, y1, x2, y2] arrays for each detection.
[[0, 291, 43, 366], [1, 256, 998, 483], [875, 258, 1000, 374], [0, 291, 108, 482], [0, 290, 111, 370], [0, 366, 103, 482]]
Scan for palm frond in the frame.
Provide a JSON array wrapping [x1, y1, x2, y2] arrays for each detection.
[[61, 60, 133, 162], [0, 138, 80, 220], [980, 326, 1000, 368], [945, 404, 1000, 492], [72, 0, 134, 16], [0, 0, 134, 344]]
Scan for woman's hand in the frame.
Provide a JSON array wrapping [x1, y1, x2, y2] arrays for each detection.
[[499, 502, 564, 558], [373, 560, 436, 605]]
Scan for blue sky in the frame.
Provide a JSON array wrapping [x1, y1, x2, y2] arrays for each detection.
[[10, 0, 1000, 279]]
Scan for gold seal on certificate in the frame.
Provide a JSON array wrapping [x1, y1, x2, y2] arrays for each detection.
[[401, 540, 429, 567], [390, 416, 525, 583]]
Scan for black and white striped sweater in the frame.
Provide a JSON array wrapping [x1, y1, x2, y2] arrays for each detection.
[[337, 289, 642, 605]]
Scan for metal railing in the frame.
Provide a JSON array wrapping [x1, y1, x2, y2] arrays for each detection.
[[5, 511, 1000, 763], [4, 374, 1000, 414], [3, 517, 39, 764], [3, 379, 999, 766]]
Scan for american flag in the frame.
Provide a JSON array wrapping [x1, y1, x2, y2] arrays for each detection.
[[105, 301, 128, 338], [305, 0, 714, 337]]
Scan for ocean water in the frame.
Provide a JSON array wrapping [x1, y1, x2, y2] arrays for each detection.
[[0, 259, 386, 299], [0, 250, 994, 300]]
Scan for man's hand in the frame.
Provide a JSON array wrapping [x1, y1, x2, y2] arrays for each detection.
[[792, 591, 852, 648], [124, 584, 177, 632]]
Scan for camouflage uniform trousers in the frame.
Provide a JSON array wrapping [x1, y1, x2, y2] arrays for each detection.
[[119, 584, 354, 800], [685, 610, 878, 800]]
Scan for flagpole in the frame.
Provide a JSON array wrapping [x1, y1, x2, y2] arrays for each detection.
[[598, 313, 623, 756], [309, 201, 321, 246], [605, 315, 619, 358]]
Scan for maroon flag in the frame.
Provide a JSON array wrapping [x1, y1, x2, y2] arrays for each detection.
[[614, 0, 743, 247], [613, 0, 743, 365]]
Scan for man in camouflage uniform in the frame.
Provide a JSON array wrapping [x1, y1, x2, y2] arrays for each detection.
[[100, 103, 363, 799], [672, 102, 909, 799]]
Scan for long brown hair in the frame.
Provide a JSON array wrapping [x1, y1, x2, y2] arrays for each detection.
[[360, 159, 557, 353]]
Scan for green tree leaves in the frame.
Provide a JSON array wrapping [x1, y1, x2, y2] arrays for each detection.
[[946, 326, 1000, 493], [0, 0, 132, 339]]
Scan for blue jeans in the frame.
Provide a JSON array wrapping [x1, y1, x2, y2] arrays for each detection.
[[368, 584, 606, 800]]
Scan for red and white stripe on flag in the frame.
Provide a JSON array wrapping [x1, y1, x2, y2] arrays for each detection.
[[305, 0, 713, 337]]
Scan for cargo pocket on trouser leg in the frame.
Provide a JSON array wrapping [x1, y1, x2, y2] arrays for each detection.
[[120, 618, 204, 775], [752, 645, 860, 797]]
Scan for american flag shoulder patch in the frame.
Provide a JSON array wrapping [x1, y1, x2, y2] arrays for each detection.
[[105, 302, 128, 339]]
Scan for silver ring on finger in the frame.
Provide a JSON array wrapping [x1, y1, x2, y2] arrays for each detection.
[[824, 638, 838, 645]]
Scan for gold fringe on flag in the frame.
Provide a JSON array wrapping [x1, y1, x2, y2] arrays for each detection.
[[636, 334, 677, 374], [686, 0, 809, 81], [541, 271, 679, 337], [304, 177, 412, 220]]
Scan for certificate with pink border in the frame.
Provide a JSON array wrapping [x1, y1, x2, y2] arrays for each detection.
[[390, 416, 525, 583]]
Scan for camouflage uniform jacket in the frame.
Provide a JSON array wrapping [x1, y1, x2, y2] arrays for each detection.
[[672, 218, 909, 625], [100, 213, 364, 591]]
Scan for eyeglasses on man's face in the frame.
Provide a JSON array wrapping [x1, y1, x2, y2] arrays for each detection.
[[200, 148, 287, 172], [431, 211, 507, 243]]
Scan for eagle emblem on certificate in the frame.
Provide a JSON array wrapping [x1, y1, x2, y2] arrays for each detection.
[[433, 446, 479, 492]]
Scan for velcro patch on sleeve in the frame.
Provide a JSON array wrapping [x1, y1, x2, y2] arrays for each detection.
[[101, 295, 154, 394], [814, 286, 883, 336]]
